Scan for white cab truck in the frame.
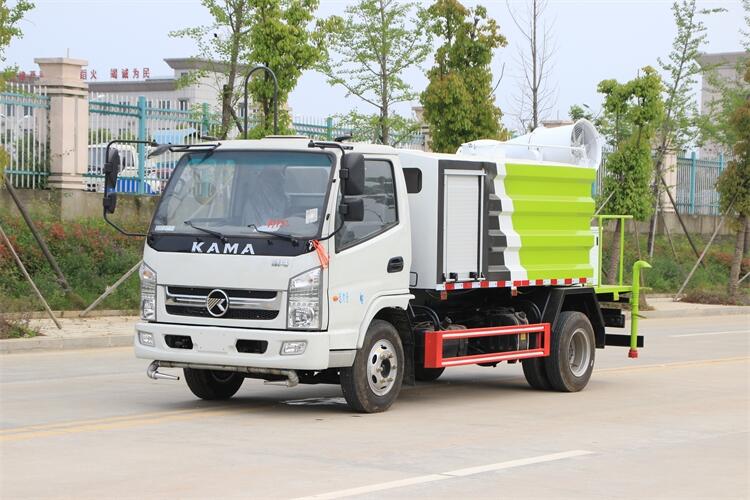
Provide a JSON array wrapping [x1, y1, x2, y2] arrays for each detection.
[[101, 122, 648, 413]]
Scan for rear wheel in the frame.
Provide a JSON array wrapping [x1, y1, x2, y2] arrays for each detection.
[[543, 311, 595, 392], [522, 357, 552, 390], [184, 368, 244, 400], [340, 320, 404, 413]]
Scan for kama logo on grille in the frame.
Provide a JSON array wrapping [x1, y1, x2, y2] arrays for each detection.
[[206, 289, 229, 317]]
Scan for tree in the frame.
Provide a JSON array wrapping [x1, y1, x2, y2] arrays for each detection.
[[716, 62, 750, 297], [0, 0, 34, 186], [333, 110, 421, 147], [319, 0, 431, 145], [507, 0, 555, 132], [171, 0, 253, 139], [421, 0, 507, 153], [646, 0, 723, 257], [598, 67, 664, 283], [172, 0, 323, 139], [244, 0, 325, 138], [568, 104, 594, 122], [0, 0, 32, 64]]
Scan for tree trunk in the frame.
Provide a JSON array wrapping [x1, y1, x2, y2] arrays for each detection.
[[728, 216, 748, 297], [607, 219, 622, 285], [219, 4, 244, 139]]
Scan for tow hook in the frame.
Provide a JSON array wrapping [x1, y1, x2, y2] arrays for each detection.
[[147, 361, 180, 381]]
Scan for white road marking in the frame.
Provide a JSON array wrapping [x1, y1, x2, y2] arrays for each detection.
[[293, 450, 593, 500], [670, 330, 749, 338]]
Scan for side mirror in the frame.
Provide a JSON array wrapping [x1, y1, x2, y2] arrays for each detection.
[[103, 149, 120, 190], [103, 192, 118, 214], [341, 153, 365, 196], [339, 196, 364, 222]]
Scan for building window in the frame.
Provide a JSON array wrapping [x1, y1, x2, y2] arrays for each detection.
[[4, 104, 16, 117], [22, 105, 32, 117], [178, 99, 189, 111], [158, 100, 171, 110]]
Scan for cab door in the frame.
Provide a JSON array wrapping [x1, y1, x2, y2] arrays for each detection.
[[326, 158, 411, 350]]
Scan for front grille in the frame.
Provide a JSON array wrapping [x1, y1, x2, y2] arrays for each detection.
[[166, 286, 277, 299], [164, 285, 281, 321], [166, 305, 279, 320]]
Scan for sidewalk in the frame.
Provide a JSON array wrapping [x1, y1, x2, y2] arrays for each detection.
[[0, 316, 137, 353], [641, 297, 750, 319], [1, 299, 747, 354]]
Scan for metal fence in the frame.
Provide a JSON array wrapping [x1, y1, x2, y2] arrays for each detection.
[[86, 98, 426, 195], [0, 82, 50, 188], [675, 152, 725, 215], [87, 95, 217, 194]]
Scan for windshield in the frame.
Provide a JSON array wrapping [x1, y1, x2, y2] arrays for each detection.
[[150, 150, 334, 239]]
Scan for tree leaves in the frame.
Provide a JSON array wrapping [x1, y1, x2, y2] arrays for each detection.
[[599, 67, 664, 221], [319, 0, 431, 144], [421, 0, 507, 153]]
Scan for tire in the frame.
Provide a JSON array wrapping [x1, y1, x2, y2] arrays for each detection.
[[522, 357, 552, 390], [340, 320, 404, 413], [543, 311, 596, 392], [414, 365, 445, 382], [183, 368, 245, 400]]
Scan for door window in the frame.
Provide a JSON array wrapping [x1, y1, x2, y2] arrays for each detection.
[[336, 159, 398, 251]]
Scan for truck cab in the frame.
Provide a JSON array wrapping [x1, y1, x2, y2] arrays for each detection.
[[132, 138, 413, 411]]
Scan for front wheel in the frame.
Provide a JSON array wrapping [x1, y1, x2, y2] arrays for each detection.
[[414, 365, 445, 382], [184, 368, 244, 400], [543, 311, 595, 392], [340, 320, 404, 413]]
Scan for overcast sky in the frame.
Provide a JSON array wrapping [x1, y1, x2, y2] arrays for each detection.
[[5, 0, 747, 131]]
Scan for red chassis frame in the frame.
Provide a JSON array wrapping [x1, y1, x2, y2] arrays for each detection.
[[423, 323, 551, 368]]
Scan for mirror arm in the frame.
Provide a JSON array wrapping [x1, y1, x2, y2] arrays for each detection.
[[103, 211, 147, 238]]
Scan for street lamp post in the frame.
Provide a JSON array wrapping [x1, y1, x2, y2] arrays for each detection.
[[243, 65, 279, 138]]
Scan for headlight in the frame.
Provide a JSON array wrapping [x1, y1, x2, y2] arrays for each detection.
[[287, 267, 321, 330], [140, 263, 157, 321]]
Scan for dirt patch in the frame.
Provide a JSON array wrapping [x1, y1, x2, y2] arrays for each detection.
[[0, 315, 41, 339], [681, 290, 750, 306]]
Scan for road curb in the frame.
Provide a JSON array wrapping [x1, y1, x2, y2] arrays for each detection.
[[0, 334, 133, 354]]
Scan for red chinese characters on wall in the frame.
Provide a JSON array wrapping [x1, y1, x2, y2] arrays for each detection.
[[78, 68, 151, 81]]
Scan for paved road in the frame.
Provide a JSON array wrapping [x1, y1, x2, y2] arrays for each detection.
[[1, 315, 748, 499]]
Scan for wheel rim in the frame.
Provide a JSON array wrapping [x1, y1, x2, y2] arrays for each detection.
[[367, 339, 398, 396], [567, 328, 591, 377]]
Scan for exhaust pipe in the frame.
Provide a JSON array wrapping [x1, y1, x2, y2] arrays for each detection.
[[147, 361, 180, 381], [148, 360, 299, 387]]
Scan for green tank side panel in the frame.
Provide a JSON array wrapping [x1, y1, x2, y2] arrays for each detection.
[[504, 162, 596, 280]]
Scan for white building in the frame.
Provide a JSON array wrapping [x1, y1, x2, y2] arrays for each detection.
[[88, 58, 264, 120], [697, 51, 748, 158]]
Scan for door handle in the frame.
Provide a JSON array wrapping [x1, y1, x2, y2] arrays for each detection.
[[387, 256, 404, 273]]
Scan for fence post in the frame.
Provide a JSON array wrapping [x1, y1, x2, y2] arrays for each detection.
[[201, 102, 210, 137], [689, 151, 696, 215], [34, 57, 88, 190], [326, 117, 333, 141], [137, 96, 147, 194]]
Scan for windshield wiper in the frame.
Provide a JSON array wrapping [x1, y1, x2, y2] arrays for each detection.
[[185, 219, 227, 243], [247, 224, 301, 246]]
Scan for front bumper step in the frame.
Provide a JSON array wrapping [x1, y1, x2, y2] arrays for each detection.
[[147, 360, 299, 387]]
